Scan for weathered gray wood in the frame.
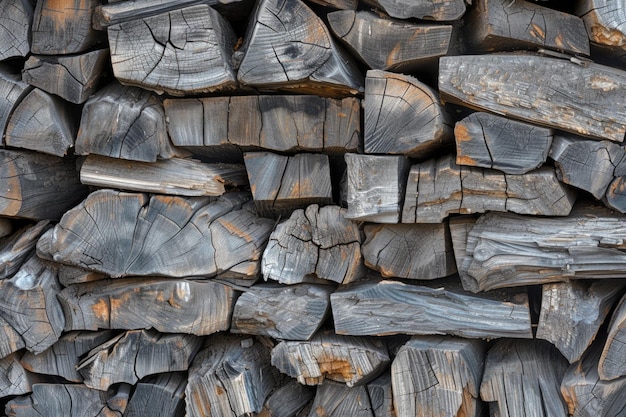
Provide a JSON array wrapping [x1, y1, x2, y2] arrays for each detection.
[[576, 0, 626, 59], [109, 4, 238, 96], [244, 152, 333, 218], [123, 373, 186, 417], [402, 155, 575, 223], [260, 379, 315, 417], [605, 175, 626, 213], [109, 384, 132, 415], [80, 155, 248, 197], [455, 112, 553, 174], [76, 82, 185, 162], [0, 66, 31, 138], [362, 223, 456, 280], [362, 0, 466, 21], [57, 264, 108, 286], [439, 54, 626, 142], [328, 11, 452, 71], [271, 330, 390, 386], [0, 317, 24, 360], [262, 204, 363, 285], [480, 339, 569, 417], [599, 293, 626, 380], [331, 279, 533, 339], [0, 221, 48, 281], [57, 277, 237, 335], [306, 0, 356, 9], [449, 216, 481, 292], [21, 50, 109, 104], [0, 352, 42, 398], [237, 0, 363, 96], [307, 382, 374, 417], [367, 373, 395, 417], [537, 281, 624, 364], [392, 336, 486, 417], [344, 154, 411, 223], [77, 329, 202, 390], [0, 0, 32, 61], [231, 283, 332, 340]]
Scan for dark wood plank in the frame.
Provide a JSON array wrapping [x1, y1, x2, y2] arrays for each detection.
[[123, 372, 186, 417], [362, 0, 466, 21], [307, 382, 374, 417], [599, 293, 626, 380], [576, 0, 626, 59], [0, 0, 32, 61]]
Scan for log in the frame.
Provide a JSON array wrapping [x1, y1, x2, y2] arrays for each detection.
[[327, 11, 452, 71], [307, 382, 374, 417], [367, 373, 395, 417], [0, 352, 42, 398], [439, 54, 626, 142], [0, 66, 31, 139], [466, 0, 589, 55], [261, 204, 364, 285], [123, 373, 186, 417], [0, 220, 49, 281], [480, 339, 569, 417], [0, 0, 32, 61], [362, 0, 466, 21], [331, 279, 533, 339], [231, 283, 333, 341], [79, 155, 248, 197], [599, 293, 626, 380], [57, 264, 108, 286], [455, 111, 553, 174], [75, 82, 184, 162], [108, 4, 238, 96], [576, 0, 626, 58], [449, 216, 481, 292], [344, 154, 411, 223], [260, 379, 315, 417], [237, 0, 363, 97], [0, 317, 24, 360], [306, 0, 356, 10], [271, 330, 390, 387], [77, 329, 202, 390], [57, 277, 237, 336], [21, 49, 110, 104], [391, 336, 486, 417], [37, 190, 273, 278], [109, 384, 132, 415], [244, 153, 333, 218], [361, 223, 456, 280]]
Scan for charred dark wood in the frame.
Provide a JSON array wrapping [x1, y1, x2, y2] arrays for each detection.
[[362, 0, 466, 21], [599, 293, 626, 380], [0, 352, 42, 398], [367, 373, 395, 417], [260, 379, 315, 417], [123, 373, 186, 417], [576, 0, 626, 59], [0, 0, 32, 61], [307, 382, 374, 417]]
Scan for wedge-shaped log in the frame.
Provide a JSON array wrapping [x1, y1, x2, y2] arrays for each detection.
[[261, 379, 315, 417], [0, 0, 32, 61], [237, 0, 363, 96], [307, 382, 374, 417], [124, 373, 186, 417], [402, 155, 575, 223], [362, 0, 466, 21], [93, 0, 220, 28], [367, 373, 395, 417], [455, 112, 553, 174], [186, 335, 283, 417], [0, 67, 31, 136], [262, 204, 363, 285], [109, 4, 237, 96], [0, 221, 48, 281], [37, 190, 273, 278], [0, 317, 24, 360], [599, 293, 626, 380], [57, 278, 236, 335], [331, 279, 533, 339], [0, 352, 42, 398], [481, 339, 569, 417], [576, 0, 626, 58], [271, 330, 390, 387], [392, 336, 486, 417], [328, 11, 452, 71]]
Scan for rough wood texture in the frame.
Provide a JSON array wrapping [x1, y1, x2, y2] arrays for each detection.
[[331, 279, 533, 339], [439, 54, 626, 142], [367, 373, 395, 417], [0, 67, 31, 137], [262, 204, 363, 285], [362, 0, 466, 21], [244, 152, 333, 218], [21, 50, 110, 104], [362, 223, 456, 280], [307, 382, 374, 417], [37, 190, 273, 279], [467, 0, 589, 55], [271, 330, 390, 386], [109, 4, 237, 96], [599, 293, 626, 380], [0, 0, 32, 61], [577, 0, 626, 58], [57, 264, 108, 286], [237, 0, 363, 96], [260, 379, 315, 417], [604, 175, 626, 213], [307, 0, 357, 10], [455, 111, 553, 174], [327, 10, 452, 71], [480, 339, 569, 417], [344, 154, 410, 223], [392, 336, 486, 417], [57, 277, 237, 335], [0, 352, 41, 398], [0, 221, 49, 281], [123, 373, 186, 417]]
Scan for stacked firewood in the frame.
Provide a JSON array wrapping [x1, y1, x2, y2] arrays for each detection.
[[2, 0, 626, 416]]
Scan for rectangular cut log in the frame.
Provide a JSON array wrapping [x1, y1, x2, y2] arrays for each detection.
[[0, 0, 32, 61], [307, 382, 374, 417], [123, 373, 187, 417], [439, 54, 626, 142]]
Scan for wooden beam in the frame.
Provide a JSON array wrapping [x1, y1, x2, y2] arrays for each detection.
[[361, 0, 466, 21], [0, 0, 32, 61]]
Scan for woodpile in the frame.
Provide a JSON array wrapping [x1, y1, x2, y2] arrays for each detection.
[[4, 0, 626, 416]]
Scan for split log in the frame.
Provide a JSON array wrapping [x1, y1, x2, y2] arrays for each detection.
[[466, 0, 589, 55], [480, 339, 569, 417], [362, 0, 466, 21], [344, 154, 411, 223], [237, 0, 363, 96], [307, 0, 356, 9], [401, 155, 575, 223], [109, 384, 132, 415], [604, 175, 626, 213], [231, 283, 333, 340], [0, 220, 49, 281], [331, 279, 533, 339], [57, 264, 108, 286], [392, 336, 486, 417], [0, 352, 42, 398], [57, 277, 237, 336], [123, 373, 186, 417], [37, 190, 273, 278], [262, 204, 364, 285], [272, 331, 390, 387], [244, 153, 333, 218], [0, 0, 32, 61], [361, 223, 456, 280], [77, 329, 202, 390], [260, 379, 315, 417], [576, 0, 626, 59], [0, 316, 24, 360], [307, 382, 374, 417], [80, 155, 248, 197], [108, 5, 238, 96], [30, 0, 105, 55], [327, 11, 452, 71], [75, 82, 184, 162], [0, 66, 31, 138], [186, 335, 283, 417], [439, 54, 626, 142], [367, 373, 395, 417], [599, 293, 626, 380], [455, 111, 553, 174], [21, 49, 110, 104]]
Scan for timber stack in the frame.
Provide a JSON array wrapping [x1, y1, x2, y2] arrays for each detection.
[[2, 0, 626, 416]]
